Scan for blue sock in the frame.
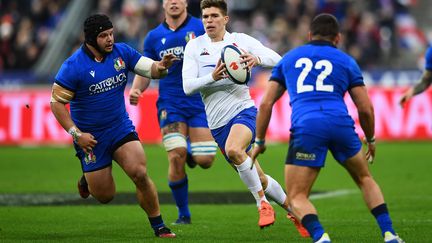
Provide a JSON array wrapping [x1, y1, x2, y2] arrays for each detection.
[[148, 215, 165, 231], [301, 214, 325, 242], [371, 203, 395, 236], [186, 137, 192, 156], [169, 176, 190, 218]]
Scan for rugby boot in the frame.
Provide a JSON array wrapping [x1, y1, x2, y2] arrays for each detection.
[[315, 233, 331, 243], [77, 175, 90, 199], [287, 212, 310, 237], [384, 232, 405, 243], [258, 201, 275, 228], [154, 226, 176, 238], [172, 216, 191, 225]]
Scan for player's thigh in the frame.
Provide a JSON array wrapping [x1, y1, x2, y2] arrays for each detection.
[[161, 121, 188, 136], [188, 127, 213, 141], [226, 123, 253, 151], [85, 166, 115, 193], [285, 164, 320, 198], [113, 140, 148, 177]]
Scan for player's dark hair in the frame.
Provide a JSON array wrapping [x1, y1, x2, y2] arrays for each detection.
[[310, 13, 339, 39], [83, 14, 113, 47], [200, 0, 227, 16]]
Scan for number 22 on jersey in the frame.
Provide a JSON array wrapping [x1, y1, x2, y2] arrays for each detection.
[[295, 57, 334, 93]]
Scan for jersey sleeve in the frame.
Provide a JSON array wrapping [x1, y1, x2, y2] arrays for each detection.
[[54, 60, 78, 91], [269, 59, 286, 89], [424, 47, 432, 71], [143, 33, 158, 60], [119, 43, 142, 71], [347, 58, 365, 88], [239, 33, 281, 67], [182, 39, 215, 95]]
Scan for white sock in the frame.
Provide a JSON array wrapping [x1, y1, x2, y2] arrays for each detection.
[[264, 175, 287, 210], [235, 157, 265, 207]]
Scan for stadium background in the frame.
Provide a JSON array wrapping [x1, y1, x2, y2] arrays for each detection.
[[0, 0, 431, 242]]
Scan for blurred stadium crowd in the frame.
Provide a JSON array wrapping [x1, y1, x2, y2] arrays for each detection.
[[0, 0, 427, 74]]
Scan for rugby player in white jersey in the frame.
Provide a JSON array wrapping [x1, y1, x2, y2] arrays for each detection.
[[182, 0, 308, 234]]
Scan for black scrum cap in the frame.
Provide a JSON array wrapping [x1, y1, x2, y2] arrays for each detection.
[[83, 14, 113, 47]]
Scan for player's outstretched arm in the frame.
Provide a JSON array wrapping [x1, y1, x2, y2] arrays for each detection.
[[349, 85, 376, 163], [400, 70, 432, 107], [251, 81, 286, 163], [134, 54, 178, 79]]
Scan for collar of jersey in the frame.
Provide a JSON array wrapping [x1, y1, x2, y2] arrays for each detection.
[[82, 44, 108, 63], [308, 40, 336, 48], [204, 31, 231, 42], [163, 14, 192, 32]]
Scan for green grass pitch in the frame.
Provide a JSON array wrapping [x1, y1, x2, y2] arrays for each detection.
[[0, 142, 431, 242]]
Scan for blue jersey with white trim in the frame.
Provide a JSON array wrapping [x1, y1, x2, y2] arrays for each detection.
[[143, 15, 204, 105], [55, 43, 141, 131], [270, 40, 364, 127], [424, 47, 432, 71]]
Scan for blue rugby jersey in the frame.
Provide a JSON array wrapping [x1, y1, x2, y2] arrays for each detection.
[[143, 15, 205, 107], [55, 43, 141, 131], [270, 40, 365, 127], [425, 47, 432, 71]]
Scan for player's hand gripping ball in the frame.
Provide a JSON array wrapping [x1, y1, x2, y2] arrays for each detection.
[[221, 45, 251, 85]]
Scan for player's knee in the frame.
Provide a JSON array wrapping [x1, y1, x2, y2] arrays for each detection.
[[163, 133, 187, 152], [96, 194, 114, 204], [195, 156, 214, 169], [356, 174, 375, 188], [190, 141, 217, 169], [288, 196, 307, 211], [168, 149, 187, 164], [92, 190, 115, 204], [130, 165, 151, 187], [225, 145, 243, 162]]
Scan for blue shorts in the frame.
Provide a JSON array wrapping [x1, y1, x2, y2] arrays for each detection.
[[286, 117, 362, 167], [74, 119, 139, 172], [157, 98, 208, 129], [211, 106, 257, 163]]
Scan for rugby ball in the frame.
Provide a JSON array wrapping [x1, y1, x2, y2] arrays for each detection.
[[221, 45, 250, 84]]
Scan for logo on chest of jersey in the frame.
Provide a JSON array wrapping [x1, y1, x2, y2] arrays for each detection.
[[185, 31, 196, 43], [113, 57, 126, 71], [200, 48, 210, 56], [159, 46, 184, 59], [88, 72, 127, 95]]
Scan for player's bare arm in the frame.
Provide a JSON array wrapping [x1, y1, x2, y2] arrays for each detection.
[[134, 54, 178, 80], [129, 75, 151, 106], [50, 84, 97, 153], [400, 70, 432, 107], [251, 81, 285, 162], [348, 85, 375, 163]]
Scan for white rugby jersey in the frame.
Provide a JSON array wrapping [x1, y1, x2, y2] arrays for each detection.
[[183, 31, 281, 129]]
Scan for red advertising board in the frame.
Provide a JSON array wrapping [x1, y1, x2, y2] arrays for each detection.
[[0, 87, 431, 145]]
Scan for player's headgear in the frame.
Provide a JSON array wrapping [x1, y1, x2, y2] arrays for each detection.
[[310, 13, 339, 39], [84, 14, 113, 48]]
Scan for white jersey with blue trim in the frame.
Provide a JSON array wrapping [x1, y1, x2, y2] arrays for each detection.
[[183, 32, 281, 129]]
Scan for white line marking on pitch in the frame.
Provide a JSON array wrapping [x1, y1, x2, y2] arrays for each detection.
[[310, 189, 358, 200]]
